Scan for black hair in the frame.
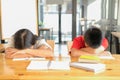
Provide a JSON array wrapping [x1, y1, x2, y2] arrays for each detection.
[[13, 29, 38, 49], [84, 26, 103, 48]]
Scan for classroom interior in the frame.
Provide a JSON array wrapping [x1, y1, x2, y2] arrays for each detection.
[[1, 0, 120, 79], [0, 0, 120, 55]]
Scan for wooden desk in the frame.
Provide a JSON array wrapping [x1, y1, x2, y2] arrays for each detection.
[[0, 53, 120, 80], [111, 32, 120, 54]]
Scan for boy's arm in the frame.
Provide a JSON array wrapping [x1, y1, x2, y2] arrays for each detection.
[[71, 45, 107, 57], [71, 47, 96, 57]]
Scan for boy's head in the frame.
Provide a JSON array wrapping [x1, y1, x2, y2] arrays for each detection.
[[84, 26, 103, 48]]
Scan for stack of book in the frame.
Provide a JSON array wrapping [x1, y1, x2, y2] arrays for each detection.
[[78, 55, 100, 63], [70, 55, 106, 74]]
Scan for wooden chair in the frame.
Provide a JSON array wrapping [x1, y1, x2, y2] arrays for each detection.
[[67, 41, 79, 62], [0, 44, 5, 53], [46, 40, 55, 52], [67, 41, 73, 53]]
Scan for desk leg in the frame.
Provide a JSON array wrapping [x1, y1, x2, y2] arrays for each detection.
[[114, 36, 120, 54]]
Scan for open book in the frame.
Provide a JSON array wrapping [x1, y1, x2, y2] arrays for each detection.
[[27, 61, 70, 70], [70, 62, 106, 74]]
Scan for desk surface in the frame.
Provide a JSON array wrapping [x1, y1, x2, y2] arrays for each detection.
[[0, 53, 120, 80]]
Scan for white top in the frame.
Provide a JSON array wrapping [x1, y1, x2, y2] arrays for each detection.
[[6, 36, 52, 49]]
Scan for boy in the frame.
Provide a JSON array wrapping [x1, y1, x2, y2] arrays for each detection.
[[71, 26, 108, 57]]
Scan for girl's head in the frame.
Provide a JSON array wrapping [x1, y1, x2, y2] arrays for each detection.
[[13, 29, 38, 49], [84, 26, 103, 48]]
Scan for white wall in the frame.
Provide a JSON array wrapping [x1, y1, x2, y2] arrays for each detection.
[[117, 0, 120, 25], [0, 0, 38, 39]]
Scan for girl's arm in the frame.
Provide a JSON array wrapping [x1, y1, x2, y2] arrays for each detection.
[[11, 45, 53, 58], [5, 47, 33, 58], [71, 47, 96, 57]]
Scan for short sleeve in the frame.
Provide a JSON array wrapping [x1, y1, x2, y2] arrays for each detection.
[[101, 38, 108, 49], [5, 36, 15, 48], [71, 36, 85, 49], [34, 39, 52, 49]]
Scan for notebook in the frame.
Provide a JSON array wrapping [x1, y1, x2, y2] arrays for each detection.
[[70, 62, 106, 74], [27, 61, 70, 70], [79, 55, 100, 63]]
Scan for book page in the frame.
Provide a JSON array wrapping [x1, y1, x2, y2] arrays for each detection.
[[98, 51, 115, 59], [13, 57, 46, 61], [49, 61, 70, 70], [27, 61, 49, 70]]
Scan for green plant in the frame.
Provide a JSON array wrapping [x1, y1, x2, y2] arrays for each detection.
[[39, 21, 44, 26]]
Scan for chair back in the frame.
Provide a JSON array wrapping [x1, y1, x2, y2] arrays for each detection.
[[0, 44, 5, 53], [46, 40, 55, 52], [67, 41, 73, 52]]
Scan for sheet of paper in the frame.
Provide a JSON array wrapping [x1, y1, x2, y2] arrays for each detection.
[[49, 61, 70, 70], [27, 61, 49, 70], [98, 51, 115, 59], [13, 57, 46, 61], [99, 56, 115, 59]]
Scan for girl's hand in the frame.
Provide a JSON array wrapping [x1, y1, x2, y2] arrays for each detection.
[[5, 47, 18, 58], [11, 53, 33, 58], [5, 47, 18, 54]]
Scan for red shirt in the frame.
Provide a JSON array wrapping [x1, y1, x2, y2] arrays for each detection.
[[72, 36, 108, 50]]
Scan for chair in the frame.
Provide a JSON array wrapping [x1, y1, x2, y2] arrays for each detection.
[[46, 40, 55, 52], [67, 41, 73, 53], [0, 44, 5, 53]]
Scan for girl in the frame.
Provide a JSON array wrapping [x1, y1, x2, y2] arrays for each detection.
[[5, 29, 53, 58]]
